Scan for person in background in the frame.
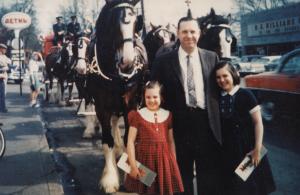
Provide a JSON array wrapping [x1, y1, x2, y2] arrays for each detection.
[[28, 52, 45, 108], [52, 16, 66, 46], [125, 81, 184, 195], [213, 61, 276, 195], [0, 43, 11, 113], [67, 15, 81, 42], [151, 15, 222, 195]]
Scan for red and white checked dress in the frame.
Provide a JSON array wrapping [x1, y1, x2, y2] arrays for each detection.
[[124, 108, 184, 195]]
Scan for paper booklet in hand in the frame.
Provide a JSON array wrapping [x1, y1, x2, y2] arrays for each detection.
[[117, 153, 157, 187], [235, 145, 268, 181]]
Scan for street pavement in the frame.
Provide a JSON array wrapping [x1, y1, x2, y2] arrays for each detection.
[[0, 83, 63, 195], [1, 82, 300, 195]]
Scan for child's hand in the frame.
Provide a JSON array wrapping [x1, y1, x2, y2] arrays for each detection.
[[247, 148, 261, 167], [129, 166, 141, 180]]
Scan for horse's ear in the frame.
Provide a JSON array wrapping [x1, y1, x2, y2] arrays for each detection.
[[150, 22, 156, 30], [105, 0, 113, 4], [210, 8, 216, 16], [135, 15, 144, 33], [166, 23, 170, 30], [227, 14, 232, 23], [131, 0, 140, 6]]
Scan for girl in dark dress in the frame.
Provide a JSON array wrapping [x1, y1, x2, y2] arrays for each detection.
[[213, 61, 276, 195]]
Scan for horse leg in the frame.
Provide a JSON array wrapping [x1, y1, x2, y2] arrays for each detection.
[[97, 111, 119, 193], [100, 144, 119, 193], [68, 81, 73, 101], [57, 79, 65, 105], [111, 115, 124, 157], [82, 102, 98, 138], [49, 76, 56, 103]]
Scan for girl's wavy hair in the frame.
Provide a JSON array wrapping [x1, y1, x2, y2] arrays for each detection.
[[140, 80, 164, 108]]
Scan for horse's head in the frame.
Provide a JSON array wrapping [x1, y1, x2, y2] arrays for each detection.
[[198, 8, 237, 59], [60, 41, 75, 66], [74, 36, 90, 75], [96, 0, 147, 81], [143, 23, 176, 69]]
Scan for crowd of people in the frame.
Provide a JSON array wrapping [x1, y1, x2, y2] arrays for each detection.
[[52, 15, 94, 46]]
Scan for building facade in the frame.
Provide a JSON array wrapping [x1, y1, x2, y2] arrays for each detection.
[[241, 2, 300, 55]]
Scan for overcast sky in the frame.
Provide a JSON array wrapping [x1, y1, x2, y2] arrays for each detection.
[[2, 0, 236, 35]]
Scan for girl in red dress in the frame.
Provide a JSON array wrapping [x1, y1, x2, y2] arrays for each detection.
[[125, 81, 184, 195]]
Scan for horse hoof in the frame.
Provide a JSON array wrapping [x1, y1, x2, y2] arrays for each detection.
[[58, 101, 66, 107], [82, 132, 95, 139]]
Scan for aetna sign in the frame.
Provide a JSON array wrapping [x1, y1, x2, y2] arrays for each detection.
[[1, 12, 31, 30]]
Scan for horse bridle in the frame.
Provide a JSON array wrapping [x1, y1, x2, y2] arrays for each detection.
[[207, 24, 234, 43], [89, 41, 144, 81]]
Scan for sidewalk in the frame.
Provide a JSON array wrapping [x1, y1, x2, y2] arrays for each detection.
[[0, 83, 63, 195]]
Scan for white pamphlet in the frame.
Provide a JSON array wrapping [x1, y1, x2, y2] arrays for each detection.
[[117, 153, 157, 187], [235, 146, 268, 181]]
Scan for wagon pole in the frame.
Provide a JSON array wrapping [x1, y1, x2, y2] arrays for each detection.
[[140, 0, 147, 38]]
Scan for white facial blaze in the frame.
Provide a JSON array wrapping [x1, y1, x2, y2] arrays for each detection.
[[219, 29, 232, 58], [75, 39, 88, 74], [158, 30, 171, 45], [119, 7, 136, 67], [66, 42, 73, 57]]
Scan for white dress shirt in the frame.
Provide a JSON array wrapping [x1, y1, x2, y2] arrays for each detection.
[[178, 46, 205, 109]]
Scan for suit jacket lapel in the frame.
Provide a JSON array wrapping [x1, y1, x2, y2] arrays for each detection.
[[198, 48, 208, 89], [171, 50, 184, 89]]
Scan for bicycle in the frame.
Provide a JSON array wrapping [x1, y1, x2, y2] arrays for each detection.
[[0, 123, 5, 158]]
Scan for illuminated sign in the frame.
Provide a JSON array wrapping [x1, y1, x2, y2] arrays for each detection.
[[247, 17, 300, 37], [1, 12, 31, 30]]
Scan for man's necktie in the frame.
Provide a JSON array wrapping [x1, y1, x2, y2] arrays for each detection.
[[187, 55, 197, 107]]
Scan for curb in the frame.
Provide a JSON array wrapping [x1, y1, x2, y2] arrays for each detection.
[[38, 105, 82, 195]]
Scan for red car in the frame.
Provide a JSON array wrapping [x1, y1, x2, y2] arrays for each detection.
[[244, 48, 300, 121]]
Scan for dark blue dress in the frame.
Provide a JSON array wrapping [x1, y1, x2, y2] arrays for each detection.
[[220, 87, 276, 195]]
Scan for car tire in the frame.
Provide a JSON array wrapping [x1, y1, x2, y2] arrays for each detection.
[[260, 101, 275, 122]]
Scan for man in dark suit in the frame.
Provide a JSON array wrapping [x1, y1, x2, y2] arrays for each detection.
[[151, 16, 222, 195], [67, 15, 81, 42], [52, 16, 66, 46]]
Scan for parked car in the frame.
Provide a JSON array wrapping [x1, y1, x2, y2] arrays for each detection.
[[264, 57, 281, 71], [248, 55, 281, 73], [234, 55, 264, 76], [244, 49, 300, 122], [229, 56, 241, 67]]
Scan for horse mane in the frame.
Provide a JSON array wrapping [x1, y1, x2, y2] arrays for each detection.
[[197, 9, 237, 57]]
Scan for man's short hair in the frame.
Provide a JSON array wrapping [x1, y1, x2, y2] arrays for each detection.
[[177, 16, 199, 30], [56, 16, 63, 20], [71, 15, 77, 20]]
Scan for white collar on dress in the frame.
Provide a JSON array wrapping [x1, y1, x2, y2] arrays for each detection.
[[221, 85, 240, 96], [137, 107, 170, 123]]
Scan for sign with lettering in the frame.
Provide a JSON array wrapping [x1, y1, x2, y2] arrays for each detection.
[[1, 12, 31, 30], [11, 49, 25, 61], [247, 16, 300, 37]]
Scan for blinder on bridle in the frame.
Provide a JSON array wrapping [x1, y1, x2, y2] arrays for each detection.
[[207, 24, 235, 43]]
